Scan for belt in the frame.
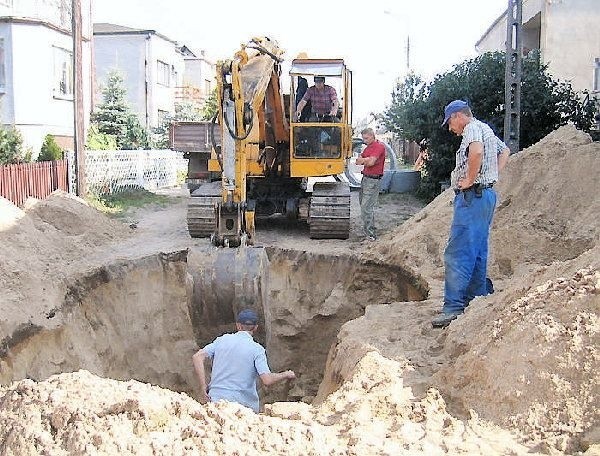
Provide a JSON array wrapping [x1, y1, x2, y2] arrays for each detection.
[[363, 174, 383, 180], [454, 182, 494, 195]]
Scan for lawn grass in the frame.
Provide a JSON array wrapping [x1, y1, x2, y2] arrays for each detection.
[[86, 188, 173, 217]]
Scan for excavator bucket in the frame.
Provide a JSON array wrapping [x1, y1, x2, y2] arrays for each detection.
[[186, 246, 270, 340]]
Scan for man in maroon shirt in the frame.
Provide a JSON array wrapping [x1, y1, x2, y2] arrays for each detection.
[[295, 76, 339, 121], [356, 127, 386, 241]]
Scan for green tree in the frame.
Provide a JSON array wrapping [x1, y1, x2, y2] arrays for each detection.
[[0, 126, 26, 165], [201, 88, 218, 121], [37, 134, 64, 161], [91, 70, 148, 150], [383, 51, 597, 201]]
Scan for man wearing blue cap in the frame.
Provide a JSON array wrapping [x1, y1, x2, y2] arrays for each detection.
[[432, 100, 510, 328], [192, 308, 296, 412]]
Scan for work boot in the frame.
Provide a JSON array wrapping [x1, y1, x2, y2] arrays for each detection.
[[431, 313, 458, 328]]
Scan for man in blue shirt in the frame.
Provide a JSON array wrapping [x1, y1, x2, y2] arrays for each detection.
[[192, 309, 296, 412]]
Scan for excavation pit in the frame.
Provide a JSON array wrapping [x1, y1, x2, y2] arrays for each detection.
[[0, 246, 427, 407]]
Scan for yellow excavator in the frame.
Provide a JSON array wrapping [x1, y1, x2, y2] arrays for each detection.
[[178, 37, 353, 247]]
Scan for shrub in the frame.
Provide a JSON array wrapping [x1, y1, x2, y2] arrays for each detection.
[[0, 126, 26, 165], [37, 134, 64, 162], [86, 125, 117, 150]]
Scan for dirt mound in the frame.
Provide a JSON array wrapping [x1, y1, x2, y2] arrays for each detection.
[[356, 124, 600, 453], [0, 354, 537, 455], [436, 264, 599, 453], [0, 125, 598, 454], [0, 191, 132, 335]]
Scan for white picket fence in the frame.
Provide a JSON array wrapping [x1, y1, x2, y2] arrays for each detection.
[[67, 149, 188, 194]]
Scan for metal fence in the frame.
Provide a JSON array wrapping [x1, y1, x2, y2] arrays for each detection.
[[0, 160, 69, 207], [69, 149, 188, 195]]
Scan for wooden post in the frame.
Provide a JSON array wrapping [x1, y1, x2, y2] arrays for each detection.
[[72, 0, 86, 195]]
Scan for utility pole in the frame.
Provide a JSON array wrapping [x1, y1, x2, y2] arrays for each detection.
[[72, 0, 86, 195], [504, 0, 523, 154]]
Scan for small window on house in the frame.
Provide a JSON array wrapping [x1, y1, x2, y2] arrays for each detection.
[[53, 46, 73, 97], [594, 58, 600, 92], [157, 60, 170, 86], [0, 38, 5, 91], [204, 79, 211, 95], [0, 0, 14, 7]]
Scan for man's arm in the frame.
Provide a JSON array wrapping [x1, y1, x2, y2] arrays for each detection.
[[497, 147, 510, 174], [330, 97, 339, 116], [296, 99, 307, 118], [259, 370, 296, 386], [356, 155, 377, 166], [192, 349, 211, 403], [329, 87, 339, 116], [458, 141, 483, 189]]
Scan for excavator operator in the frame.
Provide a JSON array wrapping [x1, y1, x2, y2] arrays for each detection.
[[295, 76, 339, 122]]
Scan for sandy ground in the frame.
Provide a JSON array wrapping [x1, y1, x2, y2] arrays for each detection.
[[0, 124, 598, 455]]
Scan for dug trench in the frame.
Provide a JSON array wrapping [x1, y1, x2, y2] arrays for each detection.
[[0, 245, 427, 407]]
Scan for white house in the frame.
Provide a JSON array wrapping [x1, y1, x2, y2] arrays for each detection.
[[93, 23, 188, 130], [476, 0, 600, 94], [177, 45, 215, 108], [0, 0, 93, 154]]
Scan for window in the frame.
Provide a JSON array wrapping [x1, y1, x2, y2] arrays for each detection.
[[157, 60, 170, 86], [0, 38, 5, 91], [594, 58, 600, 92], [53, 46, 73, 97], [0, 0, 14, 7], [204, 79, 211, 95]]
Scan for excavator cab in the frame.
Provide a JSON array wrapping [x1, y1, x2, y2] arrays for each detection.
[[289, 60, 353, 178]]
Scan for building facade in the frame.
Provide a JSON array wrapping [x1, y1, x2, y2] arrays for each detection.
[[93, 23, 188, 131], [0, 0, 93, 154], [177, 45, 215, 108], [476, 0, 600, 94]]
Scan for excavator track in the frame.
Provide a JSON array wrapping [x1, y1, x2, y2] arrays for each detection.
[[187, 182, 221, 238], [309, 181, 350, 239]]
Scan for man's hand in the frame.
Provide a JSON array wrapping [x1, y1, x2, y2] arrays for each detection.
[[282, 370, 296, 380], [296, 110, 302, 119], [200, 390, 210, 404], [457, 177, 474, 190]]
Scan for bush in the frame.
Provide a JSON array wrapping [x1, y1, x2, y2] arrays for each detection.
[[37, 134, 63, 162], [383, 51, 597, 201], [0, 126, 26, 165], [86, 125, 117, 150]]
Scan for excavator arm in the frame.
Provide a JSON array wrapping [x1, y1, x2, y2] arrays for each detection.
[[212, 37, 288, 247]]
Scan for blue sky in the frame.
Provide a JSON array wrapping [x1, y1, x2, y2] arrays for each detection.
[[93, 0, 508, 120]]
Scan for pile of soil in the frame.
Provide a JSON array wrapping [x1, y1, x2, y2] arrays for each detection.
[[0, 125, 598, 454], [0, 355, 536, 455], [0, 191, 132, 336], [357, 124, 599, 453]]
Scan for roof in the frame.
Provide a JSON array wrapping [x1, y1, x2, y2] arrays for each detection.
[[93, 22, 177, 44]]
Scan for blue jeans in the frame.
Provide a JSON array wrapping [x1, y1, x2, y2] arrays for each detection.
[[443, 188, 496, 315]]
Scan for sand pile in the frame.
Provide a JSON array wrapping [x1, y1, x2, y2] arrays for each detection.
[[352, 124, 599, 453], [0, 191, 132, 335], [0, 353, 537, 455], [0, 125, 598, 455]]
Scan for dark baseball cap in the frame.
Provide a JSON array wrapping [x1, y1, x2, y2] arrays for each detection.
[[237, 309, 258, 325], [442, 100, 469, 126], [314, 76, 325, 83]]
